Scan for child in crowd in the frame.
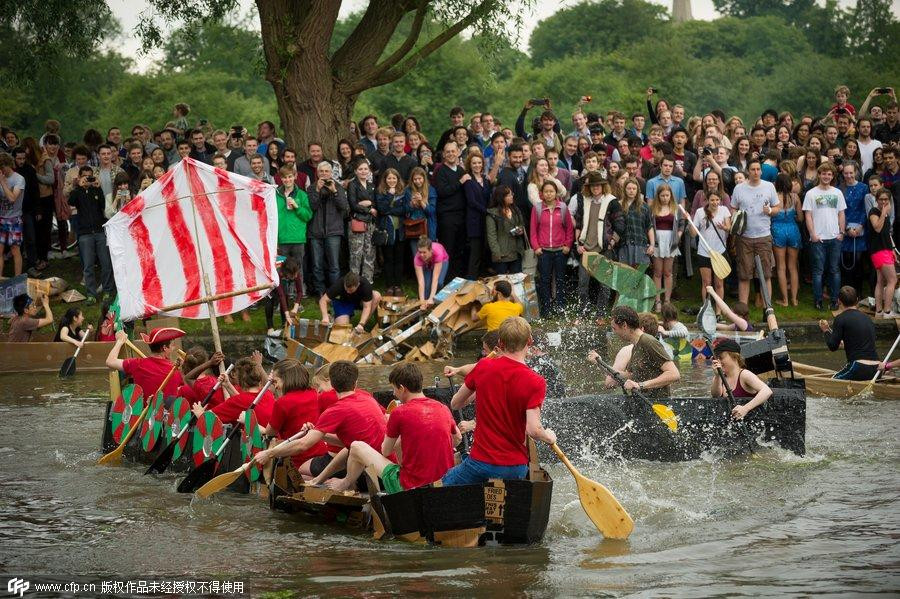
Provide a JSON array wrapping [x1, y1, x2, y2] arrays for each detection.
[[54, 308, 90, 347], [172, 103, 191, 136], [618, 177, 654, 267], [651, 184, 681, 311], [265, 256, 302, 337]]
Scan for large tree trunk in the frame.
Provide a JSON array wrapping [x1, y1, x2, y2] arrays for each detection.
[[257, 0, 355, 157]]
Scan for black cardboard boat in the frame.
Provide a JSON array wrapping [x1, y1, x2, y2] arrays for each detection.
[[266, 440, 553, 548]]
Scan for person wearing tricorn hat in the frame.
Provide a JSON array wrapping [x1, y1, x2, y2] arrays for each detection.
[[710, 338, 772, 420], [574, 172, 624, 316], [105, 326, 185, 398]]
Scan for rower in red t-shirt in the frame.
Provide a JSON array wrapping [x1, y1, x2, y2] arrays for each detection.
[[177, 347, 226, 409], [106, 328, 185, 399], [442, 316, 556, 486], [191, 357, 275, 427], [253, 361, 386, 484], [260, 358, 327, 469], [318, 363, 460, 493]]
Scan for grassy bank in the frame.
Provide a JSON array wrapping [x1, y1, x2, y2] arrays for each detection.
[[1, 254, 860, 340]]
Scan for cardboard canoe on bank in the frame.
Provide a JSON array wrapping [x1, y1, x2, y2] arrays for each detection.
[[792, 362, 900, 400], [0, 340, 152, 374]]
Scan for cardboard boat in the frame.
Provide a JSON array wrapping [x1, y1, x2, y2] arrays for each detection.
[[0, 340, 151, 374], [791, 361, 900, 401], [266, 440, 553, 548]]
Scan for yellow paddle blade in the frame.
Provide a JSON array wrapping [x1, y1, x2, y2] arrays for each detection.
[[98, 402, 151, 465], [710, 251, 732, 280], [652, 403, 678, 432], [386, 400, 398, 414], [551, 444, 634, 539], [195, 465, 246, 499]]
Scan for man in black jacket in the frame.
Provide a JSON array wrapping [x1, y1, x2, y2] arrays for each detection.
[[383, 131, 416, 182], [433, 141, 468, 280], [819, 286, 879, 380], [307, 161, 349, 296], [67, 166, 114, 303], [188, 129, 216, 164], [496, 143, 531, 223]]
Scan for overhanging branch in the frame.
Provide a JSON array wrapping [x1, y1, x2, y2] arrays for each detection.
[[360, 0, 495, 91], [367, 0, 430, 81]]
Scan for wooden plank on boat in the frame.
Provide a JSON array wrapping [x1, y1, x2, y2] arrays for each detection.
[[789, 362, 900, 400], [0, 340, 152, 374]]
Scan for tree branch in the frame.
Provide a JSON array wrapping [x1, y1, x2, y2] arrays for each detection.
[[330, 0, 418, 77], [367, 0, 429, 81], [354, 0, 495, 92]]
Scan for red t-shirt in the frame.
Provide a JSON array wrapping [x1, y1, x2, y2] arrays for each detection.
[[177, 375, 224, 409], [211, 389, 275, 427], [386, 397, 456, 490], [122, 356, 183, 399], [269, 389, 327, 467], [314, 392, 386, 451], [464, 355, 545, 466], [317, 389, 342, 453]]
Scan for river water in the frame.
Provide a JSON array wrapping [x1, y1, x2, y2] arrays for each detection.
[[1, 345, 898, 597]]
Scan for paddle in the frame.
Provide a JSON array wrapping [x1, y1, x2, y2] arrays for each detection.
[[862, 332, 900, 395], [195, 429, 308, 499], [59, 329, 91, 378], [176, 379, 274, 493], [144, 363, 235, 475], [678, 204, 731, 280], [98, 351, 185, 465], [594, 357, 678, 432], [550, 443, 634, 540]]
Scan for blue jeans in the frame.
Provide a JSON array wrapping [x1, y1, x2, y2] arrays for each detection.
[[308, 236, 342, 296], [441, 456, 528, 486], [537, 249, 567, 317], [78, 231, 114, 298], [422, 260, 448, 300], [810, 238, 842, 305]]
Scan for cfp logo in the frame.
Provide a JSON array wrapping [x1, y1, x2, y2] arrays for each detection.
[[7, 578, 29, 598]]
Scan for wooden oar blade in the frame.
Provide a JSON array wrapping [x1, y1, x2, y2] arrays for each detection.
[[652, 403, 678, 432], [59, 357, 76, 378], [195, 466, 245, 499], [144, 441, 177, 475], [177, 459, 218, 493], [575, 474, 635, 540], [98, 402, 151, 465], [710, 252, 732, 280]]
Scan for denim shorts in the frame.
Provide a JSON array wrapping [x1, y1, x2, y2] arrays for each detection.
[[441, 456, 527, 486], [772, 222, 801, 249]]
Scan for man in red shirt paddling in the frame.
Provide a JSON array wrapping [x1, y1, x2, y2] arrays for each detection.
[[252, 361, 386, 483], [442, 316, 556, 486], [318, 363, 461, 493], [105, 327, 184, 398]]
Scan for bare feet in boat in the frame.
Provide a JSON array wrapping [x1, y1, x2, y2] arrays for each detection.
[[324, 477, 352, 491]]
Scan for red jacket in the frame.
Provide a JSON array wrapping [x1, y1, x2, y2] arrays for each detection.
[[529, 201, 574, 250]]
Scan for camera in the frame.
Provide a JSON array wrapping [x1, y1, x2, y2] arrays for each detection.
[[877, 87, 891, 94], [702, 146, 713, 156], [530, 98, 548, 106], [231, 125, 243, 139], [649, 87, 658, 94], [326, 179, 336, 188], [510, 226, 523, 236], [86, 176, 96, 183]]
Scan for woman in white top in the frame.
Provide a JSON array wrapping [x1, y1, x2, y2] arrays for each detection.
[[691, 192, 731, 304], [527, 157, 567, 208]]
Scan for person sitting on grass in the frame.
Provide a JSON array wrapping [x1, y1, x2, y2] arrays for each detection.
[[818, 286, 879, 381], [319, 272, 382, 335], [318, 363, 460, 493], [193, 355, 275, 426], [474, 280, 522, 331], [253, 361, 386, 489], [54, 308, 91, 348], [710, 338, 772, 419], [8, 293, 53, 342]]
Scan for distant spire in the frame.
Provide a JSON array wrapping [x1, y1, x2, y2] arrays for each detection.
[[673, 0, 693, 22]]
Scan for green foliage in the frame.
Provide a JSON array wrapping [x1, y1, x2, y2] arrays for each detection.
[[529, 0, 670, 65]]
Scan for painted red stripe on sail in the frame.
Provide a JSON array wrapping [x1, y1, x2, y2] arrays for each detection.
[[128, 213, 163, 317], [249, 188, 272, 302], [161, 175, 201, 318], [210, 173, 260, 303], [184, 160, 235, 314]]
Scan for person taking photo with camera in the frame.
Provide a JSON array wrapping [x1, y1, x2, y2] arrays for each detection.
[[67, 165, 115, 304]]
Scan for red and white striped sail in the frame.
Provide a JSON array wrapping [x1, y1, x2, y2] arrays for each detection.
[[105, 158, 278, 321]]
